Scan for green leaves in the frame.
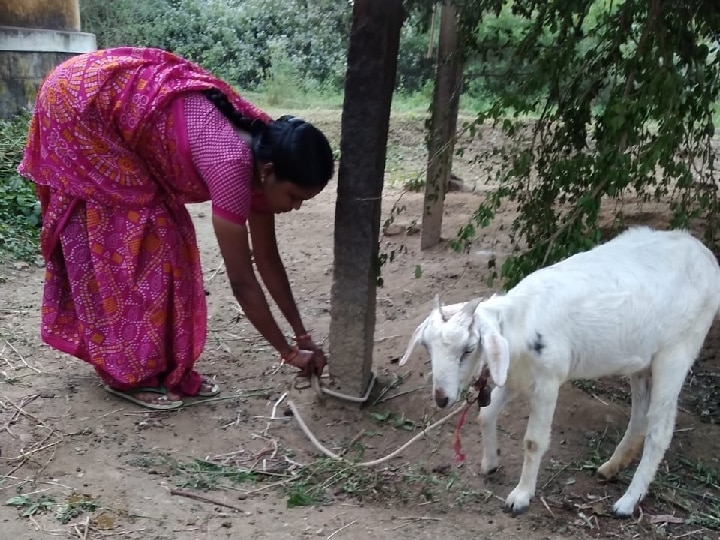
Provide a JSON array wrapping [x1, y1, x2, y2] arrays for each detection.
[[286, 488, 316, 508], [456, 0, 720, 289], [370, 411, 418, 431], [81, 0, 351, 91], [0, 113, 41, 263], [6, 494, 56, 519], [6, 492, 103, 523]]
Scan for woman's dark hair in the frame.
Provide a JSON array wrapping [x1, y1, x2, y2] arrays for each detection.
[[202, 89, 334, 190]]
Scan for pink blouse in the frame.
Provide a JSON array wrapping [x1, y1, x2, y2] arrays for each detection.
[[183, 92, 270, 224]]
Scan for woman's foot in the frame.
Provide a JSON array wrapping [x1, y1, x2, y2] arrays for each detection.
[[196, 378, 221, 398], [103, 385, 183, 410]]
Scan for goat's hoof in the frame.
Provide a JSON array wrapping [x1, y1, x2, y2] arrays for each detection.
[[504, 489, 531, 516], [612, 494, 639, 518], [480, 454, 500, 475], [597, 462, 618, 481], [503, 502, 529, 516], [481, 463, 499, 475]]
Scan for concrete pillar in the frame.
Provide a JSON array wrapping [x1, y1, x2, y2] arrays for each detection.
[[0, 0, 96, 119], [328, 0, 405, 399], [1, 0, 81, 31]]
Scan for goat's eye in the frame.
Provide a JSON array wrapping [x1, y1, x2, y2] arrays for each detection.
[[461, 346, 476, 357]]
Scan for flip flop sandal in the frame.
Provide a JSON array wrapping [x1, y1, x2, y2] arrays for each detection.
[[103, 385, 184, 411], [196, 379, 221, 398]]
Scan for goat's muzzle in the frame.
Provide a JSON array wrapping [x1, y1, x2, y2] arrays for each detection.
[[434, 388, 449, 408]]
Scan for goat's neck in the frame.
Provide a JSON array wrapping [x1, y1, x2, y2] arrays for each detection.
[[482, 293, 530, 338], [483, 293, 534, 389]]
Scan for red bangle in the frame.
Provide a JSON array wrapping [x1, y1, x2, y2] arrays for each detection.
[[280, 346, 299, 365], [293, 333, 311, 342]]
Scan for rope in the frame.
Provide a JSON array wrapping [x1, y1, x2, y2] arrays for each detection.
[[292, 370, 377, 403], [286, 395, 466, 467], [284, 370, 470, 467], [317, 371, 376, 403]]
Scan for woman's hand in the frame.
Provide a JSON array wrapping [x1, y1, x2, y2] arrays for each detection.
[[295, 335, 327, 376], [284, 348, 322, 378]]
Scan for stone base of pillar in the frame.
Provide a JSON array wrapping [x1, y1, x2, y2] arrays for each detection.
[[0, 26, 96, 119]]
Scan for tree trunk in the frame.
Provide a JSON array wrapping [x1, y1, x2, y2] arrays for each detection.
[[421, 1, 462, 250]]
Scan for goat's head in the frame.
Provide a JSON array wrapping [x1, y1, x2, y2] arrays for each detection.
[[399, 294, 510, 408]]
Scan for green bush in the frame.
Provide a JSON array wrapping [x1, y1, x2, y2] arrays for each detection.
[[0, 112, 41, 262], [81, 0, 351, 92]]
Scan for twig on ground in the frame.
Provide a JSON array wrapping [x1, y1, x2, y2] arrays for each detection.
[[326, 519, 358, 540], [6, 430, 61, 476], [386, 516, 442, 530], [671, 529, 708, 539], [204, 261, 225, 282], [5, 340, 41, 373], [375, 386, 424, 405], [540, 462, 572, 491], [240, 476, 296, 496], [183, 388, 273, 408], [2, 406, 21, 437], [339, 431, 367, 457], [5, 395, 45, 427], [169, 488, 244, 512], [370, 371, 410, 406], [99, 408, 124, 418], [0, 476, 73, 492], [540, 496, 555, 517]]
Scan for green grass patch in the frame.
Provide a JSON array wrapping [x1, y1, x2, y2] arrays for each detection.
[[6, 491, 102, 524], [127, 448, 482, 510]]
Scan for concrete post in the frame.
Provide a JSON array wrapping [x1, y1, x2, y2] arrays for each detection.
[[328, 0, 405, 399]]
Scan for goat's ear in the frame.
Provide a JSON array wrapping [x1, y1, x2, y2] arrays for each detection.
[[437, 301, 467, 319], [482, 330, 510, 387], [434, 293, 448, 322], [399, 317, 429, 366], [461, 297, 483, 317]]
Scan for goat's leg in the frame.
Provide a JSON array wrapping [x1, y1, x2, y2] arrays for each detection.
[[597, 369, 651, 480], [612, 347, 694, 517], [505, 380, 560, 515], [478, 385, 514, 474]]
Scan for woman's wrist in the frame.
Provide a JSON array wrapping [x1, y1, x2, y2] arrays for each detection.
[[279, 345, 299, 364]]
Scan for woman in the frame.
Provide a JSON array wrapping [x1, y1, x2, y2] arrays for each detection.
[[18, 47, 333, 410]]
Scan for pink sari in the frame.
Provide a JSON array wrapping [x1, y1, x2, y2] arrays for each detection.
[[18, 47, 271, 395]]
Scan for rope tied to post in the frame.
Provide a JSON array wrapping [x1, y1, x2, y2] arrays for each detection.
[[284, 365, 492, 468]]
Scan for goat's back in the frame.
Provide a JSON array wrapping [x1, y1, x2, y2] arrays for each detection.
[[508, 227, 720, 378]]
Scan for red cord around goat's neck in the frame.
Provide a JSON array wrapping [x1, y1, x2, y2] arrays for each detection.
[[451, 366, 491, 463]]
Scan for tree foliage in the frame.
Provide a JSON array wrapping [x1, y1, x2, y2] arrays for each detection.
[[80, 0, 352, 90], [80, 0, 438, 94], [450, 0, 720, 288], [80, 0, 720, 292]]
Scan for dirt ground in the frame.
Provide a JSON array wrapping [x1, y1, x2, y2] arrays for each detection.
[[1, 113, 719, 540]]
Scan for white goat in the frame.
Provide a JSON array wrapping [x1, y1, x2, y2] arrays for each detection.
[[399, 226, 720, 517]]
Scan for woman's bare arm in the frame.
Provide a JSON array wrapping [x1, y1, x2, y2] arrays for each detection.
[[248, 211, 307, 338], [212, 214, 294, 358]]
